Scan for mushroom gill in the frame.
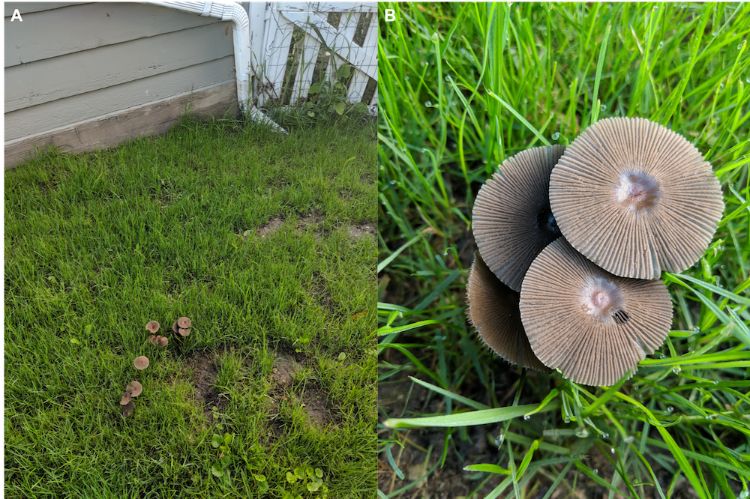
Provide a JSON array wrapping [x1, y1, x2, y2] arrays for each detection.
[[549, 117, 724, 279], [467, 253, 546, 370], [519, 238, 673, 386], [472, 145, 565, 291]]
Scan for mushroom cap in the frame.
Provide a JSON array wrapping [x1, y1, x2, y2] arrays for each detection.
[[519, 238, 673, 386], [472, 145, 566, 291], [158, 335, 169, 347], [119, 393, 132, 406], [133, 356, 150, 370], [177, 316, 192, 329], [466, 254, 546, 370], [549, 117, 724, 279], [126, 380, 143, 397], [177, 327, 191, 337], [145, 320, 160, 334], [121, 400, 135, 417], [147, 335, 159, 346]]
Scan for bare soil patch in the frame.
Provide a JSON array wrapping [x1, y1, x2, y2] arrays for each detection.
[[187, 350, 226, 421], [268, 351, 339, 431], [258, 216, 284, 237], [348, 222, 376, 238]]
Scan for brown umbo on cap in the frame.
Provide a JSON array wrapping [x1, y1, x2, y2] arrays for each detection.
[[519, 238, 673, 386], [467, 254, 546, 370], [473, 145, 565, 291], [145, 321, 160, 335], [549, 117, 724, 279]]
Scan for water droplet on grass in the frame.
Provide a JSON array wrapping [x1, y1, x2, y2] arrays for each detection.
[[552, 132, 560, 140], [424, 101, 432, 107], [494, 433, 505, 447], [575, 428, 589, 438], [672, 366, 681, 374], [523, 414, 531, 421]]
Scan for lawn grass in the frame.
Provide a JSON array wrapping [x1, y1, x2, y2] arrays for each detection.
[[377, 3, 750, 497], [5, 118, 377, 497]]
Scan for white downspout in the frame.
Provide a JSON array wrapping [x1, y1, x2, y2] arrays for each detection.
[[146, 0, 285, 132]]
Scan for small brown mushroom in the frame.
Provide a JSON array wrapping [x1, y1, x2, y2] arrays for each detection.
[[519, 238, 673, 386], [133, 356, 150, 370], [145, 320, 160, 334], [147, 335, 159, 346], [177, 316, 192, 329], [121, 400, 135, 417], [157, 335, 169, 347], [177, 327, 191, 337], [549, 117, 724, 279], [466, 254, 546, 370], [119, 392, 132, 406], [126, 380, 143, 397], [472, 145, 565, 291]]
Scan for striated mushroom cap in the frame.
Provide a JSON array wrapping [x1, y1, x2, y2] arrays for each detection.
[[549, 117, 724, 279], [126, 380, 143, 397], [177, 317, 192, 329], [145, 321, 160, 335], [467, 254, 546, 370], [133, 356, 150, 370], [473, 145, 565, 291], [519, 238, 673, 386]]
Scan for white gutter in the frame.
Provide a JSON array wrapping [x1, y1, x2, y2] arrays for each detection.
[[146, 0, 286, 132]]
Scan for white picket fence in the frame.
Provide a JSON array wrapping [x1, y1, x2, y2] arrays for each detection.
[[246, 2, 377, 112]]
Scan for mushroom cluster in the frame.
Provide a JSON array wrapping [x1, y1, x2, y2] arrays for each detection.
[[172, 316, 192, 337], [468, 117, 723, 386], [119, 316, 194, 416]]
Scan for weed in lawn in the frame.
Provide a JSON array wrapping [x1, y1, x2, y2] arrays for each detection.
[[378, 2, 750, 498], [5, 117, 377, 496]]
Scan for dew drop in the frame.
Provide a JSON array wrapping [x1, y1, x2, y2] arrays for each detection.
[[424, 101, 432, 108], [552, 132, 560, 140], [494, 433, 505, 447], [575, 428, 589, 438], [624, 435, 635, 444], [523, 414, 531, 421], [672, 366, 682, 375], [666, 406, 674, 414], [610, 448, 615, 455]]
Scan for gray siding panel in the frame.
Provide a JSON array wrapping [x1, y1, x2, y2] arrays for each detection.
[[4, 2, 83, 17], [6, 22, 234, 112], [5, 3, 218, 67], [5, 56, 236, 140]]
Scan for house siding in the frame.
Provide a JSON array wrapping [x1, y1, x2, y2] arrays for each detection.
[[5, 2, 238, 165]]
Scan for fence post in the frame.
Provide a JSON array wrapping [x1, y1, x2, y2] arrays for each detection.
[[247, 2, 267, 105]]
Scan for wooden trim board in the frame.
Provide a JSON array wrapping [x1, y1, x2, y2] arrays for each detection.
[[5, 81, 238, 169]]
